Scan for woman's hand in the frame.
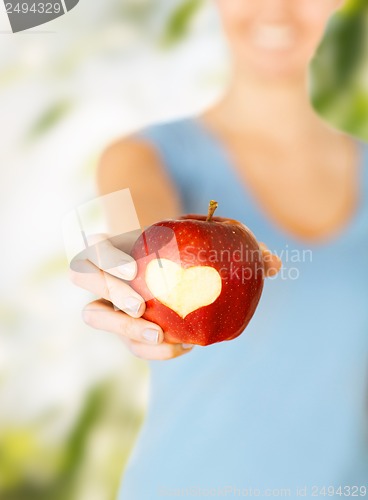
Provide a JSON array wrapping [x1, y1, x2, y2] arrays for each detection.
[[70, 237, 281, 361], [260, 243, 282, 277], [70, 237, 194, 361]]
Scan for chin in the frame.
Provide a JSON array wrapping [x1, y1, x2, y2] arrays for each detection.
[[241, 49, 308, 81]]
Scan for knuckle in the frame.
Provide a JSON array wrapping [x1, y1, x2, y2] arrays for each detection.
[[108, 286, 118, 303], [118, 334, 132, 350], [118, 313, 136, 339], [117, 314, 128, 337], [105, 280, 122, 304], [101, 280, 110, 300]]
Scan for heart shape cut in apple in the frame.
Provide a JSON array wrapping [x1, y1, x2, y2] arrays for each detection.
[[145, 258, 222, 318]]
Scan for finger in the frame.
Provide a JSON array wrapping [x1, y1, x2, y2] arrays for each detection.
[[114, 335, 194, 361], [117, 336, 194, 361], [259, 243, 282, 278], [84, 233, 137, 281], [82, 299, 163, 344], [129, 339, 194, 361], [70, 263, 145, 318]]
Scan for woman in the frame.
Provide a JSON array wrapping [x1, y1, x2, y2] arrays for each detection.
[[71, 0, 368, 497]]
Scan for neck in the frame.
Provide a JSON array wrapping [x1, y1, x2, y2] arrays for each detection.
[[211, 64, 328, 143]]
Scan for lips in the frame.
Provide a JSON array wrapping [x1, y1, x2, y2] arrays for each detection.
[[252, 24, 295, 50]]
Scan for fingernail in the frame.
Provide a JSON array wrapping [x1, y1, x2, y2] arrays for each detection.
[[142, 328, 160, 344], [118, 261, 136, 280], [182, 344, 194, 350], [121, 297, 142, 316]]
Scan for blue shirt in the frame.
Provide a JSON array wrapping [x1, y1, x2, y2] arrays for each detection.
[[119, 118, 368, 499]]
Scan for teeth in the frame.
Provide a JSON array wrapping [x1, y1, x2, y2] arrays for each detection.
[[253, 25, 294, 50]]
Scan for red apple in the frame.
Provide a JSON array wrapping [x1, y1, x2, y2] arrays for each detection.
[[131, 201, 264, 346]]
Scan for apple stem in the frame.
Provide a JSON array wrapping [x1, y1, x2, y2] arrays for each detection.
[[206, 200, 218, 222]]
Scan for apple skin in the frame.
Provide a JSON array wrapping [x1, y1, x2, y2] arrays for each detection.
[[130, 213, 264, 346]]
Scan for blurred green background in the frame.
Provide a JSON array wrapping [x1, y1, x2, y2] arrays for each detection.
[[0, 0, 367, 499]]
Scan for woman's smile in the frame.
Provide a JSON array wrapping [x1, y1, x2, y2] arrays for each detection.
[[252, 24, 296, 51]]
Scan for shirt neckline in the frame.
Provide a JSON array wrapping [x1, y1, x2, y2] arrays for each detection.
[[185, 116, 367, 249]]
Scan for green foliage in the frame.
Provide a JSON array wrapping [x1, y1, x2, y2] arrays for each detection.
[[341, 0, 368, 14], [26, 100, 73, 142], [113, 0, 154, 24], [161, 0, 204, 47], [0, 381, 145, 500], [311, 0, 368, 138], [0, 303, 23, 334], [0, 428, 47, 494], [30, 255, 69, 283], [312, 7, 365, 101], [36, 385, 110, 500]]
